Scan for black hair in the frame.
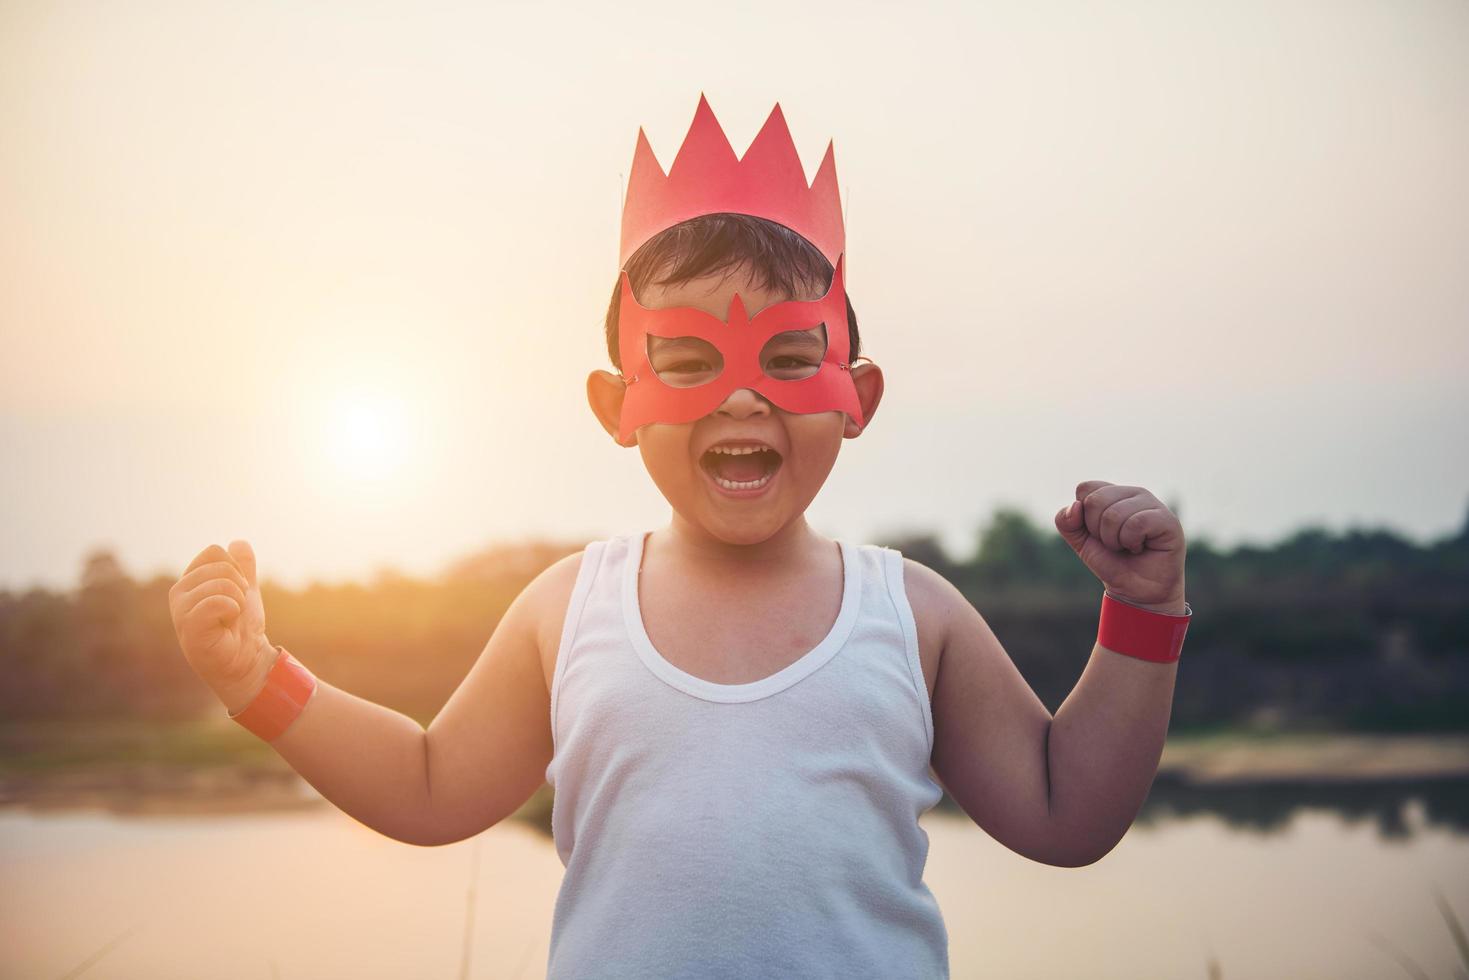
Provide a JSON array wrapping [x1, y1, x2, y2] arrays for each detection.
[[604, 212, 860, 372]]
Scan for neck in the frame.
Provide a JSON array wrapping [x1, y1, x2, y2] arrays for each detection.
[[661, 511, 825, 570]]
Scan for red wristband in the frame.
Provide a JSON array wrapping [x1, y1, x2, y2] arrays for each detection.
[[1097, 591, 1192, 664], [228, 644, 318, 742]]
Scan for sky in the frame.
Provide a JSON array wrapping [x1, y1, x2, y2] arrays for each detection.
[[1, 0, 1466, 593]]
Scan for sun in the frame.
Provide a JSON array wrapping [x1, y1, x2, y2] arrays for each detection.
[[323, 389, 412, 483]]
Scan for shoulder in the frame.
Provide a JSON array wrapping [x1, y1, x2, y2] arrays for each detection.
[[520, 548, 594, 692], [891, 553, 968, 640], [522, 547, 589, 607], [879, 549, 972, 702]]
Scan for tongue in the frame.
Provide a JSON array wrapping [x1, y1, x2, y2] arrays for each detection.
[[712, 452, 768, 483]]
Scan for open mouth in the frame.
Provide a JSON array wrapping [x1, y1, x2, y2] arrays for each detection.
[[698, 441, 784, 493]]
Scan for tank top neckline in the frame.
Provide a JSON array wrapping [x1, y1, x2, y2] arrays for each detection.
[[620, 531, 863, 704]]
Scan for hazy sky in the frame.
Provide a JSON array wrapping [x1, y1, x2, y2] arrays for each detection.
[[2, 0, 1466, 593]]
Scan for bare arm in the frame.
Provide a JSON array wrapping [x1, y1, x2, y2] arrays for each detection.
[[913, 560, 1178, 867], [419, 552, 582, 845], [245, 675, 439, 845], [187, 546, 581, 848], [1045, 623, 1179, 862]]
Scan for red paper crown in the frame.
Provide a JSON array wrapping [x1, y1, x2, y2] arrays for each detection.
[[619, 93, 846, 269]]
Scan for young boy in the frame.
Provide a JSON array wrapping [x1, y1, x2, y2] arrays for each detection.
[[168, 94, 1192, 978]]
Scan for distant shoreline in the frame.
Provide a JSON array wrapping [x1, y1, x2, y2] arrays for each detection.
[[2, 729, 1468, 820], [1158, 732, 1469, 785]]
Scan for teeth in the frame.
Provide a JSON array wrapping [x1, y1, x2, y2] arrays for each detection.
[[708, 445, 767, 455], [713, 471, 774, 491]]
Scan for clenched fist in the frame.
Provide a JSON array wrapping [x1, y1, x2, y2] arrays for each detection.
[[1054, 480, 1187, 615], [168, 540, 275, 711]]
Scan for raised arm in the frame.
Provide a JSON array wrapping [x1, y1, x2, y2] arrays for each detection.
[[169, 541, 581, 848], [918, 480, 1187, 867]]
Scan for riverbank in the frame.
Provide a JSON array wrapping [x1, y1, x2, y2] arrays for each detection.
[[1158, 731, 1469, 784], [2, 720, 1467, 819]]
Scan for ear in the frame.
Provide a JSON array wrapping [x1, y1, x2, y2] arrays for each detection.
[[843, 359, 884, 438], [587, 369, 636, 447]]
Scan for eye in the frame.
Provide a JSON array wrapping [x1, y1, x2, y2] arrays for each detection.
[[759, 323, 827, 381], [647, 336, 724, 388], [763, 355, 819, 381]]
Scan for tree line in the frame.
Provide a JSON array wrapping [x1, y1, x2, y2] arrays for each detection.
[[2, 505, 1465, 733]]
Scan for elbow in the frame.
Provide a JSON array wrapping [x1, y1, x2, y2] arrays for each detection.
[[365, 817, 453, 848], [373, 792, 466, 848], [390, 821, 474, 848], [1043, 847, 1107, 869], [1041, 833, 1123, 869], [398, 833, 460, 849], [391, 822, 450, 847], [392, 808, 503, 848]]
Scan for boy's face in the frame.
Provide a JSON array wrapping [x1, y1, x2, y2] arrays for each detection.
[[588, 264, 883, 546]]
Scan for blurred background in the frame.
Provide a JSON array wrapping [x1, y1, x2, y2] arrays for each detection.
[[2, 0, 1466, 977]]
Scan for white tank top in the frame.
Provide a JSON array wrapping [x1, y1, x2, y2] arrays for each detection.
[[543, 531, 949, 979]]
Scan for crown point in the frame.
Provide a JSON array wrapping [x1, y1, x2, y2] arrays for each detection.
[[744, 102, 802, 180], [812, 140, 840, 193], [757, 102, 791, 138], [672, 93, 737, 179], [630, 126, 667, 179]]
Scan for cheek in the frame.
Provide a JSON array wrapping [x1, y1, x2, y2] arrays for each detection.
[[635, 426, 697, 485], [784, 413, 845, 473]]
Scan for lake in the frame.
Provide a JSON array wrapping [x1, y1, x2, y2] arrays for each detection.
[[4, 778, 1468, 979]]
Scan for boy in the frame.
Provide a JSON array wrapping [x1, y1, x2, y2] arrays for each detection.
[[168, 94, 1192, 978]]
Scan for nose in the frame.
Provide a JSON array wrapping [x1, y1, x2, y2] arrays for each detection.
[[715, 386, 772, 420]]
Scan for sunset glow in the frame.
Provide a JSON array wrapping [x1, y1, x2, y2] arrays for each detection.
[[323, 390, 412, 483]]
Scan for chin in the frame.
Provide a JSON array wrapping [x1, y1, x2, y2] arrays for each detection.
[[670, 490, 801, 546], [701, 515, 790, 546]]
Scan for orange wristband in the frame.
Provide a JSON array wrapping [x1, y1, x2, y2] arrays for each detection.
[[1097, 590, 1192, 664], [228, 644, 318, 742]]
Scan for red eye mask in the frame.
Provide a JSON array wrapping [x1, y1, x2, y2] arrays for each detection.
[[615, 253, 862, 446]]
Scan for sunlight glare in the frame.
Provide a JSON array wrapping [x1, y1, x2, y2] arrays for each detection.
[[323, 390, 411, 483]]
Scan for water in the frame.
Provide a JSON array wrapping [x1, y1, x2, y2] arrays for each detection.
[[3, 791, 1468, 979]]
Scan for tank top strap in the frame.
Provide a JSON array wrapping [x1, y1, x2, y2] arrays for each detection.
[[874, 544, 936, 754]]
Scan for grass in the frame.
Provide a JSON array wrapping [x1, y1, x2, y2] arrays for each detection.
[[52, 921, 144, 980], [8, 718, 1459, 782], [0, 717, 278, 776], [1358, 885, 1467, 980], [459, 838, 479, 979]]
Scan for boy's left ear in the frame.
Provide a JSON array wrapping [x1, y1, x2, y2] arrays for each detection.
[[844, 359, 883, 438]]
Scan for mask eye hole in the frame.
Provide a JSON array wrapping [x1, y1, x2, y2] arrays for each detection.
[[760, 323, 827, 381], [647, 336, 724, 388]]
